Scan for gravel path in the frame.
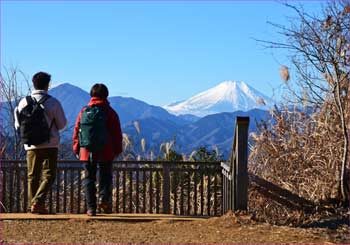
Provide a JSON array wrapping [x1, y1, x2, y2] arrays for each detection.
[[2, 214, 349, 244]]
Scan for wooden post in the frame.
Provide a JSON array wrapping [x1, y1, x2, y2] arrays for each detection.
[[346, 86, 350, 205], [162, 163, 170, 214], [2, 168, 7, 213], [56, 169, 60, 213], [15, 164, 20, 212], [24, 168, 28, 212], [230, 130, 237, 211], [232, 117, 249, 210], [9, 167, 13, 213]]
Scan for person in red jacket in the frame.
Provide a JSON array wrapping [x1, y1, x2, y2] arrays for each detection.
[[73, 83, 122, 216]]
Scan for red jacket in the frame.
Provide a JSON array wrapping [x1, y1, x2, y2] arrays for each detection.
[[72, 97, 123, 162]]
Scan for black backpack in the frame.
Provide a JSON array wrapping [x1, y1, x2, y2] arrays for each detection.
[[78, 105, 108, 152], [18, 95, 52, 146]]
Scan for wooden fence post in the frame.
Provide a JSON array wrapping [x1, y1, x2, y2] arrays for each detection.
[[162, 163, 170, 214], [232, 117, 249, 211]]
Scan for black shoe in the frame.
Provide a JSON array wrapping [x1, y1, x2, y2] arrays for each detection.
[[98, 202, 112, 214], [31, 203, 49, 214]]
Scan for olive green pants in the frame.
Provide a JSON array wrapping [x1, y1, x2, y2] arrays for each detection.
[[27, 148, 58, 207]]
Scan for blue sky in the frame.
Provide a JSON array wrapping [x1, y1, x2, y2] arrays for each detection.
[[2, 1, 323, 106]]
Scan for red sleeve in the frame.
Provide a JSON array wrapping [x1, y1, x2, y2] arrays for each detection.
[[72, 109, 83, 155], [108, 108, 123, 157]]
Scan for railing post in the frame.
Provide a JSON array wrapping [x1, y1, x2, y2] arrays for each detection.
[[162, 163, 170, 214], [232, 117, 249, 211], [1, 166, 7, 213]]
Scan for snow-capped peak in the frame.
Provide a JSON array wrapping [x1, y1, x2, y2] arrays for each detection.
[[163, 80, 274, 117]]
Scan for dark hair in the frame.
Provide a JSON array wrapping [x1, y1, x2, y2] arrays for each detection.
[[90, 83, 109, 99], [32, 72, 51, 90]]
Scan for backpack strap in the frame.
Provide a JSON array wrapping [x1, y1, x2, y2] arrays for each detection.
[[25, 94, 51, 105], [25, 96, 34, 105], [37, 94, 51, 105], [83, 106, 93, 163]]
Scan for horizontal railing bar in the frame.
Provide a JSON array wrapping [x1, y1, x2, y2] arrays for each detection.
[[0, 166, 222, 173], [171, 168, 221, 172], [112, 168, 221, 172], [112, 168, 160, 171], [1, 166, 83, 170], [221, 162, 230, 172], [1, 160, 221, 166]]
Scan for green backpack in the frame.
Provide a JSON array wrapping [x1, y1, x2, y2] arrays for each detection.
[[78, 106, 108, 152]]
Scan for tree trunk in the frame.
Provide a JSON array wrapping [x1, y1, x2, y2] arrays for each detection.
[[336, 81, 349, 207], [344, 80, 350, 206]]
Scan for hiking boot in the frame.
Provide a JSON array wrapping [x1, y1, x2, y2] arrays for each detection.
[[87, 209, 96, 216], [98, 202, 112, 214], [31, 203, 48, 214]]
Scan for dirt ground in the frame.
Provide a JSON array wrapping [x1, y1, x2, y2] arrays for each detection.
[[2, 213, 349, 244]]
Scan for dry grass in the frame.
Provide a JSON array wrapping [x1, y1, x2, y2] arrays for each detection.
[[248, 97, 349, 225]]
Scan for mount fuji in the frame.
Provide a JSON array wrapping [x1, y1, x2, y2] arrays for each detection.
[[163, 81, 274, 117]]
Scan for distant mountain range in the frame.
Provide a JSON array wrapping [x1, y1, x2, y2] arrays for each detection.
[[122, 109, 269, 157], [2, 82, 273, 158], [49, 83, 189, 126], [163, 81, 274, 117]]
